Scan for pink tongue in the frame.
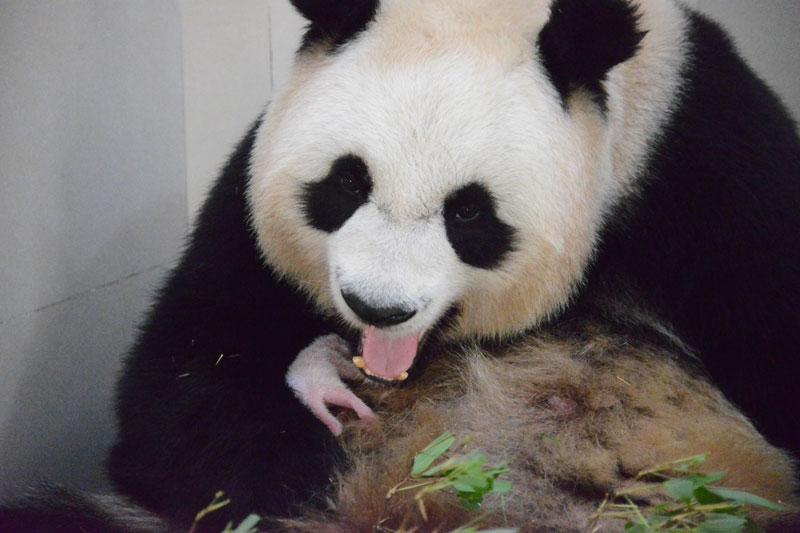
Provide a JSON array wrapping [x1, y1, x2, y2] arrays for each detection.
[[362, 326, 420, 380]]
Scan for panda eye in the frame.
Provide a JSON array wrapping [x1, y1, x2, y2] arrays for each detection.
[[340, 174, 367, 197], [443, 183, 515, 269], [303, 154, 372, 233], [454, 204, 481, 223]]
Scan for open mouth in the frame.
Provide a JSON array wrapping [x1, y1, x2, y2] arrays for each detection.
[[352, 326, 422, 382], [340, 305, 459, 384]]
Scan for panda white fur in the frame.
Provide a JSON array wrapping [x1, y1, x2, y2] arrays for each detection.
[[7, 0, 799, 531]]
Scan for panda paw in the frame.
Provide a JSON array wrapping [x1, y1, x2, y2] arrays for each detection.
[[286, 334, 376, 436]]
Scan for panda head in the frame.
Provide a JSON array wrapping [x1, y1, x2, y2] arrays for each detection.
[[249, 0, 646, 381]]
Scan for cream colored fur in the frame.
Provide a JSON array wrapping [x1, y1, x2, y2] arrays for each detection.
[[248, 0, 690, 341]]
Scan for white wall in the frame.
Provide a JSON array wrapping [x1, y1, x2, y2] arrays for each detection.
[[0, 0, 303, 501], [269, 0, 307, 95], [180, 0, 271, 217], [180, 1, 305, 218], [0, 0, 797, 501], [0, 0, 187, 497]]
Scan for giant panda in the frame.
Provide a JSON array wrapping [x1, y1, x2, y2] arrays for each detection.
[[18, 0, 800, 530]]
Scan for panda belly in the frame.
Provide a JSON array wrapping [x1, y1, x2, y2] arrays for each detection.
[[283, 319, 798, 531]]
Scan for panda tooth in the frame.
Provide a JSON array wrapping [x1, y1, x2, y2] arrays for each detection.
[[352, 358, 407, 382]]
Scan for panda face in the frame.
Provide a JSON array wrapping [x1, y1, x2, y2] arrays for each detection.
[[253, 50, 603, 322], [248, 0, 675, 378]]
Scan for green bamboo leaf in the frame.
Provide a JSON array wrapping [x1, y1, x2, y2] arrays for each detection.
[[421, 457, 459, 477], [422, 450, 480, 478], [664, 478, 696, 503], [454, 481, 477, 493], [696, 513, 747, 533], [706, 487, 786, 512], [227, 514, 261, 533], [458, 491, 483, 510], [624, 522, 649, 533], [458, 472, 490, 489], [413, 432, 456, 476], [690, 472, 728, 488], [694, 486, 726, 506], [664, 472, 727, 503], [669, 453, 709, 472], [484, 466, 510, 478]]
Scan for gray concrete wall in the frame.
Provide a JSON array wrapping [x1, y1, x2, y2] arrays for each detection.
[[0, 0, 797, 501], [180, 0, 272, 217], [0, 0, 289, 501], [0, 0, 188, 497]]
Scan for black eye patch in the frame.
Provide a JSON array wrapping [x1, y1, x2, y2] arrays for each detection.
[[302, 155, 372, 233], [444, 183, 515, 269]]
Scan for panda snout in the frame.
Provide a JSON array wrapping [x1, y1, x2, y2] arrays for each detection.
[[341, 290, 417, 327]]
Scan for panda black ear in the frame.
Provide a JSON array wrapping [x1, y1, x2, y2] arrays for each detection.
[[537, 0, 645, 103], [290, 0, 379, 50]]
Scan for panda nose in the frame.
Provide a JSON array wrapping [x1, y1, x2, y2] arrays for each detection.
[[341, 291, 416, 327]]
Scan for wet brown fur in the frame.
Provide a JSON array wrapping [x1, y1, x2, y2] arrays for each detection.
[[281, 323, 797, 531]]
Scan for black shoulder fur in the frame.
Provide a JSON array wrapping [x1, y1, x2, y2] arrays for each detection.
[[575, 10, 800, 457], [107, 120, 344, 528]]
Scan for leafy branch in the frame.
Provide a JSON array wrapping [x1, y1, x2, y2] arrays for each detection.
[[386, 432, 514, 529], [590, 454, 785, 533]]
